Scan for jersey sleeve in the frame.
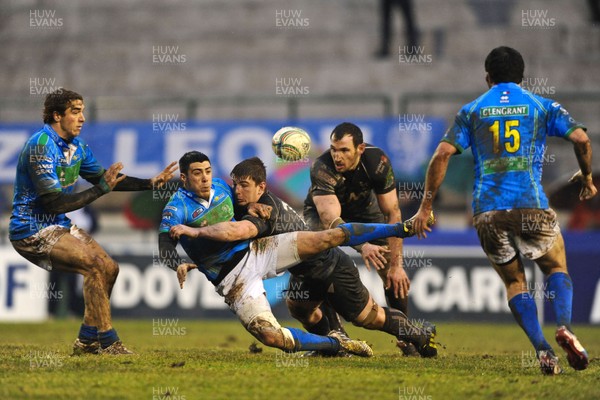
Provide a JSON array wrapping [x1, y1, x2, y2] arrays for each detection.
[[368, 150, 396, 195], [159, 197, 185, 233], [441, 106, 472, 153], [545, 101, 586, 138], [309, 159, 339, 197], [78, 139, 105, 179], [26, 143, 63, 196], [240, 193, 277, 238]]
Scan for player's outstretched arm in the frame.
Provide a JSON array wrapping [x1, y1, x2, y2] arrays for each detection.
[[413, 142, 457, 238], [109, 161, 178, 191], [169, 220, 259, 242], [39, 162, 126, 214]]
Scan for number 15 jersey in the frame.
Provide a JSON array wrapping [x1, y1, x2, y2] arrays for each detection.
[[442, 82, 585, 215]]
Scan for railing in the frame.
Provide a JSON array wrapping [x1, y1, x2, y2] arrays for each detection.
[[0, 94, 394, 122]]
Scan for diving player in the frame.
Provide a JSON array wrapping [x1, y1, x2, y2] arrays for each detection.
[[9, 89, 177, 355], [411, 46, 596, 375], [172, 157, 437, 357], [158, 151, 421, 357]]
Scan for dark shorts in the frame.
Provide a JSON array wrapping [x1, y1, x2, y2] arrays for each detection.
[[287, 251, 370, 322], [473, 209, 560, 265]]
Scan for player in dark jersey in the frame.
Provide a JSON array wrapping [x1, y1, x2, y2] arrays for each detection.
[[411, 47, 596, 375], [173, 157, 437, 357], [303, 122, 416, 353], [9, 89, 177, 355], [162, 152, 434, 357]]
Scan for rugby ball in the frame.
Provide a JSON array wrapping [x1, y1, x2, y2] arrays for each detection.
[[272, 126, 311, 161]]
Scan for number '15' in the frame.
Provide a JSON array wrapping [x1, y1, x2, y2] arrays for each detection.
[[490, 119, 520, 153]]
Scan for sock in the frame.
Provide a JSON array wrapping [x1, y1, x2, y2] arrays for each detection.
[[78, 324, 98, 344], [98, 328, 120, 349], [547, 272, 573, 329], [286, 327, 339, 353], [382, 307, 423, 344], [318, 301, 346, 334], [508, 293, 551, 352], [384, 287, 408, 315], [306, 313, 331, 336], [339, 223, 404, 246]]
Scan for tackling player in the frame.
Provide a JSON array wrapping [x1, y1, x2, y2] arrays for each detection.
[[9, 89, 177, 355], [158, 152, 422, 357], [303, 122, 416, 353], [411, 46, 596, 375]]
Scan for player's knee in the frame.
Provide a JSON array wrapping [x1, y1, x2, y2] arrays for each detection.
[[286, 299, 315, 324], [246, 314, 294, 351], [352, 301, 382, 329]]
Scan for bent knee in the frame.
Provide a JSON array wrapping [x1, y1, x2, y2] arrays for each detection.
[[246, 314, 295, 351]]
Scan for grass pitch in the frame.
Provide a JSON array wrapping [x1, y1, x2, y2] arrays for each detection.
[[0, 320, 599, 400]]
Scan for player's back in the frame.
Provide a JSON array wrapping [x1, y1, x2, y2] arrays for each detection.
[[444, 82, 584, 214]]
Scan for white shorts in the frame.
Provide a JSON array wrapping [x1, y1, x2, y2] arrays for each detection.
[[215, 232, 300, 324]]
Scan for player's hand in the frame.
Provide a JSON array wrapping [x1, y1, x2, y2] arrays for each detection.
[[177, 263, 197, 289], [151, 161, 178, 189], [247, 202, 272, 219], [568, 170, 597, 200], [412, 206, 434, 239], [360, 243, 390, 271], [385, 266, 410, 299], [170, 224, 199, 240], [103, 162, 126, 190]]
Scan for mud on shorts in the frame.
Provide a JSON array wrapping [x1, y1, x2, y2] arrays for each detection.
[[10, 225, 93, 271], [216, 232, 301, 328], [473, 208, 560, 265], [287, 250, 370, 322]]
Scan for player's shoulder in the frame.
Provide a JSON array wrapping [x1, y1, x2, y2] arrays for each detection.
[[212, 177, 231, 192], [313, 150, 334, 167], [361, 145, 390, 168], [26, 127, 58, 150], [259, 191, 280, 207]]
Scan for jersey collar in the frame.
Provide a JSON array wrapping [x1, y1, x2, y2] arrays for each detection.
[[43, 124, 77, 151], [179, 186, 215, 207]]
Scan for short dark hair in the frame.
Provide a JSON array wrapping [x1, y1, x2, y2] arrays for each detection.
[[230, 157, 267, 185], [330, 122, 363, 148], [179, 151, 210, 174], [43, 89, 83, 124], [484, 46, 525, 84]]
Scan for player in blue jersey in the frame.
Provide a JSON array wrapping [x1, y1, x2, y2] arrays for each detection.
[[411, 47, 596, 375], [158, 151, 423, 357], [9, 89, 177, 355]]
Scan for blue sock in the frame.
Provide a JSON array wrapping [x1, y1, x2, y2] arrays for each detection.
[[547, 272, 573, 329], [339, 223, 402, 246], [508, 293, 551, 352], [98, 329, 120, 349], [286, 327, 339, 353], [78, 324, 98, 344]]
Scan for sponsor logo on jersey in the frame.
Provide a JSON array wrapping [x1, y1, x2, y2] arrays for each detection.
[[192, 207, 205, 219], [165, 205, 178, 212], [480, 105, 529, 118]]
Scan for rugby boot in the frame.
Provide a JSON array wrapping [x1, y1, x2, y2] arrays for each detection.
[[555, 326, 589, 370]]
